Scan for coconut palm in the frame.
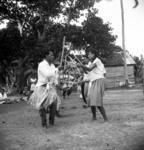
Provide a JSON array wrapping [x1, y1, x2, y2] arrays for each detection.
[[95, 0, 139, 86]]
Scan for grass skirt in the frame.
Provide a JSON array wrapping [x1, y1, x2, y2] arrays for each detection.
[[29, 85, 61, 110]]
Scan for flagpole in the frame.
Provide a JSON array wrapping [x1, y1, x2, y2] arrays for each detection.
[[60, 36, 66, 67], [120, 0, 129, 87]]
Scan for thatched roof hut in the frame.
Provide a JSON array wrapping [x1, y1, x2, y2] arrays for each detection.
[[105, 51, 135, 88]]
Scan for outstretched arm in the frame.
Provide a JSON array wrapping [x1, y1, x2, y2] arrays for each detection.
[[77, 63, 97, 72]]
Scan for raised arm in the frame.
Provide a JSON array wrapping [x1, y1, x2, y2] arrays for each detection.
[[78, 63, 97, 72]]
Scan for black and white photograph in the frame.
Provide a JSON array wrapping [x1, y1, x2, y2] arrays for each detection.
[[0, 0, 144, 150]]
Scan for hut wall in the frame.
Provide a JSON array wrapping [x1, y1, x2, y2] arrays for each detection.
[[105, 65, 135, 88]]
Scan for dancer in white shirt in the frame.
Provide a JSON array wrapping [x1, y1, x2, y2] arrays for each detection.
[[29, 51, 61, 128], [78, 47, 108, 121]]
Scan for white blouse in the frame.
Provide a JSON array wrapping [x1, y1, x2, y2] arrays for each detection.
[[36, 60, 58, 87], [87, 58, 106, 81]]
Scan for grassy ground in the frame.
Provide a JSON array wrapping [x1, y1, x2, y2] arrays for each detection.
[[0, 89, 144, 150]]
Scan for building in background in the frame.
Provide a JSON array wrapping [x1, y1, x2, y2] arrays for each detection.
[[105, 51, 135, 88]]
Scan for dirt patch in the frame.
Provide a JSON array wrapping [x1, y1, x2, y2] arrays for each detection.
[[0, 89, 144, 150]]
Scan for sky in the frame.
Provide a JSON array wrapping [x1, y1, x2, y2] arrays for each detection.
[[94, 0, 144, 57]]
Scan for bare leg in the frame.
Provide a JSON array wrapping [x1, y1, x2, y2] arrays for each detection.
[[91, 106, 96, 120], [63, 89, 66, 99], [49, 101, 57, 125], [81, 82, 87, 104], [39, 107, 47, 128], [97, 106, 108, 121]]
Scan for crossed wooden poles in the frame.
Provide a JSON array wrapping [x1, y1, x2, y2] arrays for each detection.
[[59, 37, 83, 88]]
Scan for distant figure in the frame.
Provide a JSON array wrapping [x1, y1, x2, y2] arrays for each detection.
[[62, 81, 73, 99], [62, 87, 73, 99], [80, 60, 91, 105], [27, 72, 37, 99], [0, 88, 7, 101]]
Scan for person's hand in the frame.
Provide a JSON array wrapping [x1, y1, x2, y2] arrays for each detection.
[[58, 65, 63, 70]]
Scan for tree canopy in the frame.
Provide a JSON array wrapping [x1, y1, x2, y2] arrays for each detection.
[[0, 0, 118, 63], [0, 0, 139, 91]]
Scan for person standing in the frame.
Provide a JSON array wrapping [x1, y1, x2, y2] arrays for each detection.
[[80, 60, 91, 105], [29, 51, 61, 128], [27, 71, 37, 100], [78, 47, 108, 121]]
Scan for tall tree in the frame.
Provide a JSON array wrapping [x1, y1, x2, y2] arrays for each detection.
[[94, 0, 139, 85], [82, 9, 116, 58], [0, 21, 21, 61]]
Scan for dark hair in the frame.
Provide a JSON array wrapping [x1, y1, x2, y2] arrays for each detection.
[[86, 46, 97, 57], [43, 50, 54, 58]]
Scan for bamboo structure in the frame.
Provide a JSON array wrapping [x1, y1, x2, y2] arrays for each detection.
[[59, 0, 84, 88], [60, 36, 66, 67]]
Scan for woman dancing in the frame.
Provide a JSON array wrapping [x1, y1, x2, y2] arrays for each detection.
[[78, 47, 108, 121], [29, 51, 61, 128]]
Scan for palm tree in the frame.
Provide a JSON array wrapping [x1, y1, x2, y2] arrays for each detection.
[[120, 0, 128, 86], [119, 0, 139, 86], [96, 0, 139, 86]]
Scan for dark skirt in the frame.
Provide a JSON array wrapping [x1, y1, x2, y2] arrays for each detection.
[[88, 78, 105, 106]]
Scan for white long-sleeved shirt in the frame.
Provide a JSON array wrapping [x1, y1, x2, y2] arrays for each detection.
[[36, 60, 57, 87], [87, 58, 106, 81]]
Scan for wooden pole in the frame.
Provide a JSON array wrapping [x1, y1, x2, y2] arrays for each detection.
[[141, 55, 144, 94], [60, 36, 66, 67], [120, 0, 129, 87]]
